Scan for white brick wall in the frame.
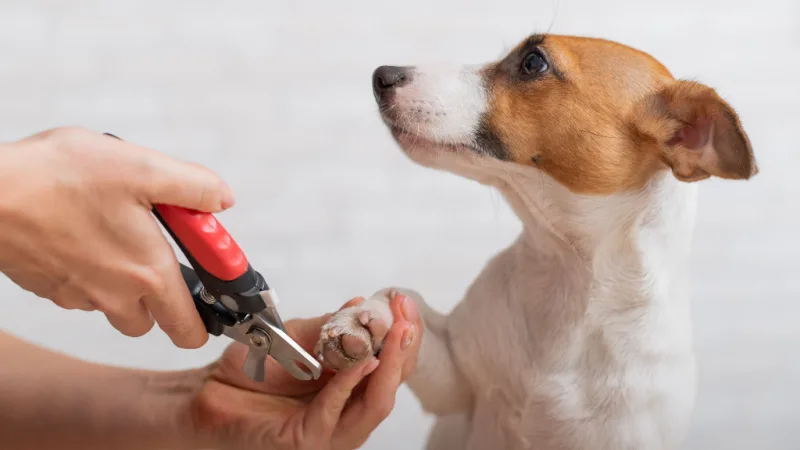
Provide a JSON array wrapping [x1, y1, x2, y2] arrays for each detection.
[[0, 0, 797, 448]]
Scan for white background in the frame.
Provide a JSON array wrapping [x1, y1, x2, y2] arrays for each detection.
[[0, 1, 797, 449]]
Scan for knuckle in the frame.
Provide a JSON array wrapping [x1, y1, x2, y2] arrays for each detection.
[[85, 296, 109, 311], [41, 127, 91, 151], [133, 153, 156, 181], [138, 154, 161, 181], [121, 326, 151, 338], [92, 296, 124, 316], [40, 126, 87, 141], [49, 271, 74, 295], [50, 293, 77, 309], [136, 265, 169, 297], [112, 323, 136, 337], [158, 316, 193, 335], [48, 278, 91, 311], [157, 314, 201, 347], [113, 322, 140, 338], [125, 317, 155, 338]]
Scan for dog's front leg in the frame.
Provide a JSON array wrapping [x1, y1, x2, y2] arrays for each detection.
[[315, 288, 473, 415]]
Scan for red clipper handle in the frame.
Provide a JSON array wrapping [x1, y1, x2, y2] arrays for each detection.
[[154, 205, 249, 282]]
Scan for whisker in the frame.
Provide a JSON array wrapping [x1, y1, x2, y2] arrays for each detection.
[[545, 0, 561, 35]]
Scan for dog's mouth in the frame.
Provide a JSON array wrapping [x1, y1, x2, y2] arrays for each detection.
[[390, 127, 468, 154], [380, 115, 475, 156]]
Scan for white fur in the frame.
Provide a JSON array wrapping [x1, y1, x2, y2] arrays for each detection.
[[386, 64, 487, 147], [322, 65, 699, 449]]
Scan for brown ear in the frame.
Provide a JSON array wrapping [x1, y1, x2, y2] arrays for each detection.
[[634, 80, 758, 182]]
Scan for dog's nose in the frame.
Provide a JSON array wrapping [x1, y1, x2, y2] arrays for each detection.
[[372, 66, 410, 101]]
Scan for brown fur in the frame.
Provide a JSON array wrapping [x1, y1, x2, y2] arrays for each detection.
[[482, 35, 757, 194]]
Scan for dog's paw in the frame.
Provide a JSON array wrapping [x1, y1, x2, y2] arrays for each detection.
[[314, 292, 394, 370]]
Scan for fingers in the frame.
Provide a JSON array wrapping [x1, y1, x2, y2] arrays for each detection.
[[389, 293, 420, 328], [39, 128, 235, 212], [333, 319, 413, 448], [389, 294, 421, 358], [11, 128, 223, 347], [137, 152, 235, 212], [141, 257, 209, 349], [49, 292, 96, 312], [95, 132, 235, 213], [103, 299, 155, 337], [304, 358, 380, 438]]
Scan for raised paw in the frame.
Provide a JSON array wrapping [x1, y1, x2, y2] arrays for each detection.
[[314, 302, 391, 371]]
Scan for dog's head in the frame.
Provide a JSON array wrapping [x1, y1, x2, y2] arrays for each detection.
[[373, 34, 757, 242]]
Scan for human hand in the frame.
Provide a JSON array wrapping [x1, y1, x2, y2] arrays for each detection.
[[187, 294, 422, 450], [0, 127, 234, 348]]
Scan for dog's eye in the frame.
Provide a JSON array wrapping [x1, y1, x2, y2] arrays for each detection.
[[521, 50, 549, 75]]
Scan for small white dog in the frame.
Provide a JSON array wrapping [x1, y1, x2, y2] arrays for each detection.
[[314, 33, 757, 449]]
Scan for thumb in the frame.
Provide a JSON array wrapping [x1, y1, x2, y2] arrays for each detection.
[[141, 157, 235, 212], [101, 132, 236, 212], [303, 358, 380, 437]]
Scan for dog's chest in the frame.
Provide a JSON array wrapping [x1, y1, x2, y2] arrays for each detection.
[[445, 250, 594, 409], [441, 246, 696, 448]]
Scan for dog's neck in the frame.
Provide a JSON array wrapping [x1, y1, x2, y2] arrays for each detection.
[[432, 151, 698, 309], [496, 168, 698, 303]]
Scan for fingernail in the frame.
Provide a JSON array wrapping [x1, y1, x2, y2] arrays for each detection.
[[401, 324, 416, 351], [220, 183, 236, 209], [400, 296, 419, 323], [362, 358, 380, 376]]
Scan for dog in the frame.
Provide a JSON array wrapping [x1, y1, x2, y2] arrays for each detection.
[[314, 33, 757, 450]]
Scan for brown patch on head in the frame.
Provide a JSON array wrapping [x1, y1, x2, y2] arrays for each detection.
[[478, 34, 756, 194]]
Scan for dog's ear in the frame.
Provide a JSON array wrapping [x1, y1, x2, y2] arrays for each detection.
[[633, 80, 757, 182]]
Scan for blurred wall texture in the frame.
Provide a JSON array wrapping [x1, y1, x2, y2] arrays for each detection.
[[0, 1, 797, 449]]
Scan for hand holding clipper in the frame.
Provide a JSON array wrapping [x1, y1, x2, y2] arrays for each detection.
[[105, 133, 321, 383]]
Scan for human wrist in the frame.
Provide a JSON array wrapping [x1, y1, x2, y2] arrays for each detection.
[[0, 331, 209, 450], [134, 366, 213, 450], [29, 364, 209, 450], [54, 365, 208, 450]]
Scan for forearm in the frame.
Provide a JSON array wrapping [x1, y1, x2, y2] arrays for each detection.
[[0, 331, 205, 450], [406, 325, 473, 415]]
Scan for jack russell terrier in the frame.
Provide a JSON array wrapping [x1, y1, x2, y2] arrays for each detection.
[[314, 33, 757, 450]]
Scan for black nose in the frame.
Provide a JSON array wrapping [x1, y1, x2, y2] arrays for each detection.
[[372, 66, 410, 101]]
